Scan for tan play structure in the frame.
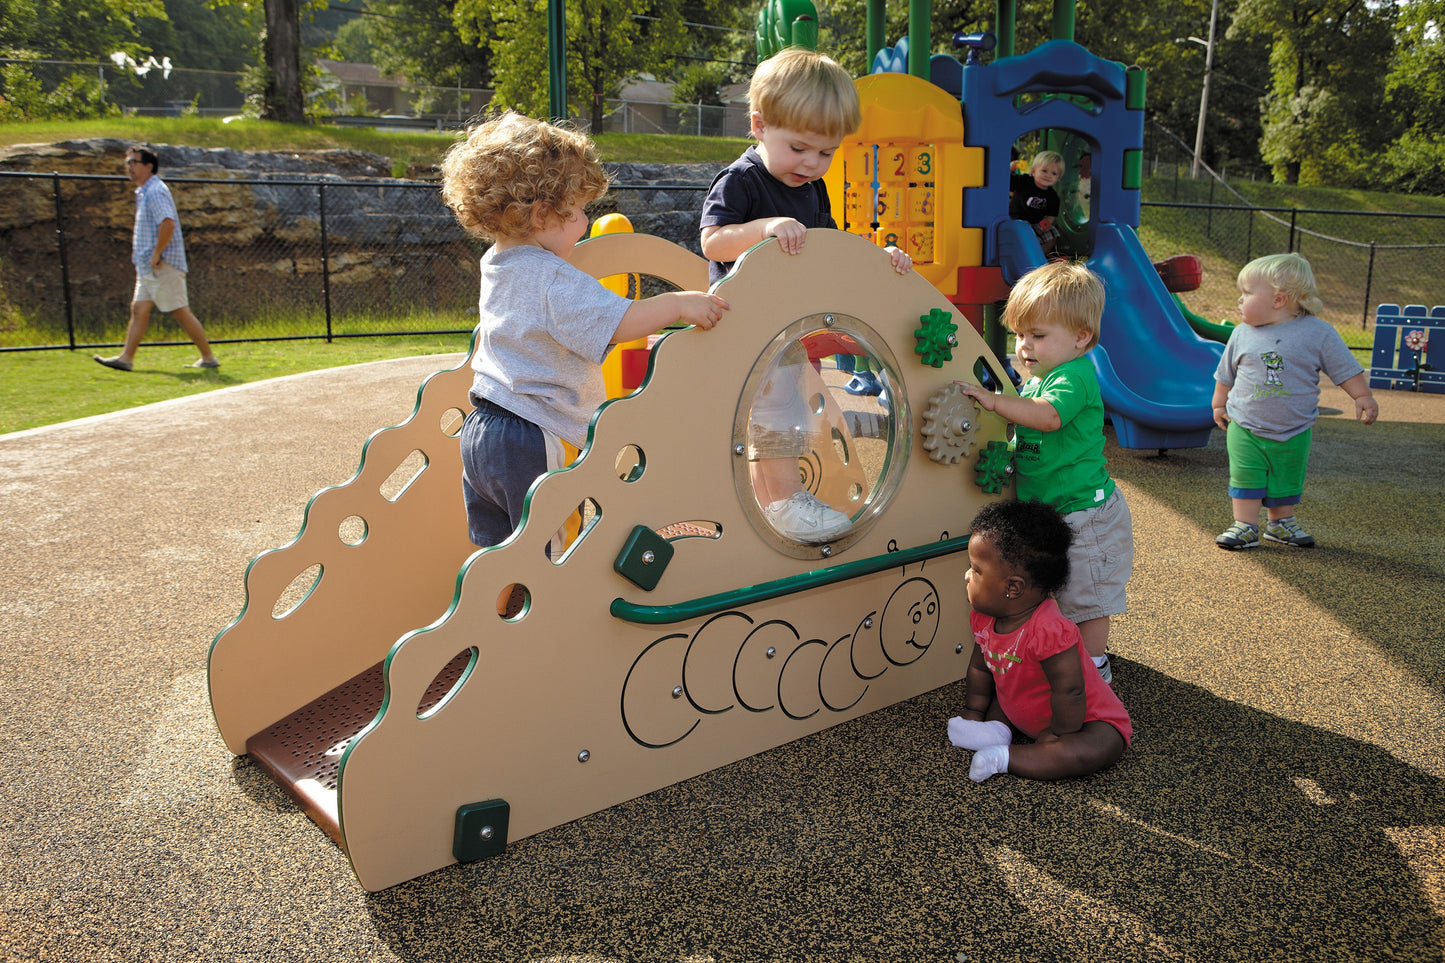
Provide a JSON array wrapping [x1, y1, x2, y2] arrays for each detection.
[[208, 228, 1018, 891]]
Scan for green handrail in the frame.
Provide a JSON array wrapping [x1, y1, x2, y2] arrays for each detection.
[[611, 534, 971, 625]]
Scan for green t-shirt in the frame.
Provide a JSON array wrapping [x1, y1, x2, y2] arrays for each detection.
[[1013, 355, 1115, 514]]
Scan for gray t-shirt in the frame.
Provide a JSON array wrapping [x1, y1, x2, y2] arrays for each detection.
[[1214, 314, 1363, 441], [469, 244, 632, 447]]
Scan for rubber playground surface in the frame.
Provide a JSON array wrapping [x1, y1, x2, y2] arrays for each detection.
[[1, 354, 1442, 962]]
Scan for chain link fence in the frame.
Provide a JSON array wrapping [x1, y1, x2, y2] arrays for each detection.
[[1140, 123, 1445, 331], [0, 170, 484, 350], [5, 164, 1445, 352]]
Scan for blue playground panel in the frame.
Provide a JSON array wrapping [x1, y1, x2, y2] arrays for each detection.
[[1370, 304, 1444, 394]]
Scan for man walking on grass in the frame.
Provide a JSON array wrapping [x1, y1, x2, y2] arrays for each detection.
[[95, 145, 219, 372]]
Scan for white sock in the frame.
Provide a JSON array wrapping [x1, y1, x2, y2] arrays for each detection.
[[969, 744, 1010, 783], [1093, 654, 1109, 668], [947, 716, 1011, 751]]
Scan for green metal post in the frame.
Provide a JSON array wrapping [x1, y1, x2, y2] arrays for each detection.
[[908, 0, 929, 79], [1050, 0, 1075, 41], [866, 0, 884, 69], [548, 0, 567, 121], [994, 0, 1016, 58]]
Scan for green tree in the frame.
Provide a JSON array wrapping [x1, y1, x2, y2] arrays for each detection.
[[457, 0, 693, 128], [1231, 0, 1396, 186], [348, 0, 489, 92], [138, 0, 258, 72], [1, 0, 165, 58], [1, 0, 165, 120], [1381, 0, 1445, 193]]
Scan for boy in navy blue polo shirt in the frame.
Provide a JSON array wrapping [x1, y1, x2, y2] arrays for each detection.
[[701, 47, 910, 542]]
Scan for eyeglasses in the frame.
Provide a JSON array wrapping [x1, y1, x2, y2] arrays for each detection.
[[125, 159, 144, 165]]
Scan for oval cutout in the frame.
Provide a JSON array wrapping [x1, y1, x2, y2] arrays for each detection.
[[272, 563, 323, 619], [379, 449, 428, 502], [417, 648, 477, 719]]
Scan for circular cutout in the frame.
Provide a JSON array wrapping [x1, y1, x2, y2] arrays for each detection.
[[732, 314, 909, 558], [338, 515, 367, 546], [614, 444, 646, 483]]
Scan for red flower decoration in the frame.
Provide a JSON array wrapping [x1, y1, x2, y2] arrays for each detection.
[[1404, 329, 1429, 352]]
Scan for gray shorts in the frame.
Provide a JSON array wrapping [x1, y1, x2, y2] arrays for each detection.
[[133, 262, 189, 313], [1055, 487, 1134, 622]]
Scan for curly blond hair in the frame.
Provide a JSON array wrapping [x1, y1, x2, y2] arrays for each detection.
[[1002, 260, 1105, 351], [439, 111, 609, 242]]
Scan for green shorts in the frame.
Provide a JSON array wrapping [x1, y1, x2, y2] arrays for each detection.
[[1226, 423, 1311, 508]]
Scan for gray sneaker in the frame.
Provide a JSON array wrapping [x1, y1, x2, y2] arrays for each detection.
[[1264, 516, 1315, 547], [1216, 521, 1259, 550]]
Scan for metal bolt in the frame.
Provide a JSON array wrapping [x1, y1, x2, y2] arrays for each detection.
[[734, 443, 746, 456], [672, 685, 683, 699], [947, 333, 958, 347], [823, 314, 835, 326], [863, 617, 874, 630], [766, 646, 776, 658], [820, 544, 832, 557], [479, 825, 494, 840], [578, 749, 591, 763], [956, 643, 965, 654], [642, 550, 655, 565]]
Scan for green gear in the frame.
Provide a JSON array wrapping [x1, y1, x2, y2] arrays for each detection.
[[913, 308, 958, 368], [973, 440, 1014, 494]]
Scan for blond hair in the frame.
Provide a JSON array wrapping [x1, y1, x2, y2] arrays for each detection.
[[1030, 150, 1064, 175], [1237, 253, 1325, 317], [1003, 260, 1105, 350], [439, 111, 609, 242], [748, 47, 861, 140]]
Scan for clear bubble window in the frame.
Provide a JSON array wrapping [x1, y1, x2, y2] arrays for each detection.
[[733, 313, 910, 558]]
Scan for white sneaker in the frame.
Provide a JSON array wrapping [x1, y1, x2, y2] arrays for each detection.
[[763, 492, 852, 543]]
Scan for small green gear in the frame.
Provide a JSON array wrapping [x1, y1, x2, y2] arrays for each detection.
[[913, 307, 958, 368], [973, 440, 1015, 494]]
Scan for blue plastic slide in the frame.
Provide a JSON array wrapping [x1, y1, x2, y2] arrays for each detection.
[[1088, 222, 1222, 449], [995, 220, 1222, 450]]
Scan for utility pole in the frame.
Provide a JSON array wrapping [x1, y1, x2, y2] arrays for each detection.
[[1191, 0, 1219, 179]]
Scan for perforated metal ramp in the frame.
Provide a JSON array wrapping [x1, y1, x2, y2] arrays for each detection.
[[246, 653, 471, 846]]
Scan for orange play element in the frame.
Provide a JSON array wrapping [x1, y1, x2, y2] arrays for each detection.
[[825, 72, 983, 297]]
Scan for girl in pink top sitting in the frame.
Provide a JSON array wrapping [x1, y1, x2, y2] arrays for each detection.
[[948, 499, 1132, 782]]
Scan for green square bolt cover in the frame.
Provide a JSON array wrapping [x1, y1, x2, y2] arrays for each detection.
[[614, 524, 674, 591], [453, 799, 509, 863]]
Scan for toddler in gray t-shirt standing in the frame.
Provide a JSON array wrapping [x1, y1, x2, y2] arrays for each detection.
[[1211, 253, 1377, 551]]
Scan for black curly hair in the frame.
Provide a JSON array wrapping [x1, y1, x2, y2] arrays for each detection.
[[969, 499, 1072, 596]]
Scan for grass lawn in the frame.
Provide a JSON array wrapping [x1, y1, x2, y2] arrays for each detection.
[[0, 335, 471, 435]]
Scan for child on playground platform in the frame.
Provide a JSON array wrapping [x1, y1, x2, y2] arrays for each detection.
[[1010, 150, 1064, 257], [948, 499, 1132, 783], [440, 112, 729, 556], [956, 261, 1133, 684], [699, 46, 912, 543], [1212, 253, 1378, 550]]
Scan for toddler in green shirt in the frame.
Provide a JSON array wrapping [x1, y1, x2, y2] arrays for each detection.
[[956, 261, 1134, 684]]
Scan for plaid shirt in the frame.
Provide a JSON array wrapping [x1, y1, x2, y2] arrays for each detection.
[[132, 175, 187, 274]]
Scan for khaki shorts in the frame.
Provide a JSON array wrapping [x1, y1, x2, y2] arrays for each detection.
[[133, 262, 190, 314], [1055, 487, 1134, 623]]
